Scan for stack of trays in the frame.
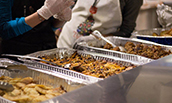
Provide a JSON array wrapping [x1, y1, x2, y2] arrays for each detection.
[[0, 58, 85, 103], [18, 48, 140, 84]]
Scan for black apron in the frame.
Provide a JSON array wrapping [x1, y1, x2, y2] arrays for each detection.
[[1, 0, 56, 55]]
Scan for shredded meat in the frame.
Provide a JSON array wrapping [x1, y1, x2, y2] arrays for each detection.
[[103, 42, 172, 59], [40, 52, 135, 78]]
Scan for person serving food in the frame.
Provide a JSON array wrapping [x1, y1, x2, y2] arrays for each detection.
[[57, 0, 143, 48], [0, 0, 74, 55]]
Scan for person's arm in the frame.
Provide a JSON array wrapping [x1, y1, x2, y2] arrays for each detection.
[[0, 0, 33, 40], [25, 12, 45, 28], [0, 0, 46, 40], [0, 0, 74, 40], [111, 0, 143, 37]]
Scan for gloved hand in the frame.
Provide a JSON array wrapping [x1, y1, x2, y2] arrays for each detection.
[[72, 35, 96, 48], [53, 7, 72, 21], [37, 0, 74, 20]]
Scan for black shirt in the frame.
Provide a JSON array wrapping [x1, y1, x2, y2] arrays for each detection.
[[118, 0, 143, 37]]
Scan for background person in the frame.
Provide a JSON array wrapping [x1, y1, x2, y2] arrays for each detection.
[[57, 0, 143, 48]]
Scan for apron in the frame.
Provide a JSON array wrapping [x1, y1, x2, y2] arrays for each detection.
[[57, 0, 122, 48], [1, 0, 56, 55]]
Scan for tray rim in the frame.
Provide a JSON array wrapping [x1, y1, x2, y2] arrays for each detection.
[[75, 36, 172, 53]]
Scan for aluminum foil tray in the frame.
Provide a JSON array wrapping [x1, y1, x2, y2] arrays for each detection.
[[132, 28, 172, 45], [19, 48, 139, 84], [73, 36, 158, 64], [0, 58, 85, 103]]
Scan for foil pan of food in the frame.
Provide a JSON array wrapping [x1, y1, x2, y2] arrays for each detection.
[[73, 36, 172, 61], [132, 28, 172, 45], [0, 58, 85, 103], [17, 48, 138, 83]]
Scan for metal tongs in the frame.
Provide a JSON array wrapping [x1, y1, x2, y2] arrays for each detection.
[[91, 30, 126, 51], [0, 65, 27, 92], [1, 54, 59, 66], [0, 64, 28, 91], [0, 64, 28, 72], [0, 81, 14, 92]]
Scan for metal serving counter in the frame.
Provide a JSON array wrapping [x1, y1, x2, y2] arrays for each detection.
[[45, 54, 172, 103]]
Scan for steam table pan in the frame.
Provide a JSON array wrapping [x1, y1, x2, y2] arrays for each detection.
[[73, 36, 159, 64], [17, 48, 140, 84], [0, 58, 85, 103]]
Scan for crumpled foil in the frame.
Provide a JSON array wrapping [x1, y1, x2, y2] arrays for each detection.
[[156, 4, 172, 28]]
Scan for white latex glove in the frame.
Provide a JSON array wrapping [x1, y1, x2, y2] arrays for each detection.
[[37, 0, 74, 20], [53, 7, 72, 21]]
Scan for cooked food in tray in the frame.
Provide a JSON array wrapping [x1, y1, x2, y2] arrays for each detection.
[[40, 52, 136, 78], [152, 28, 172, 36], [103, 41, 172, 59], [0, 76, 66, 103]]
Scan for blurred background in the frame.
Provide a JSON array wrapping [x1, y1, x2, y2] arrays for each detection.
[[136, 0, 172, 30]]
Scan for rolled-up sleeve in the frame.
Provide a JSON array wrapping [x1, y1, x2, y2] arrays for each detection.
[[0, 0, 32, 40]]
